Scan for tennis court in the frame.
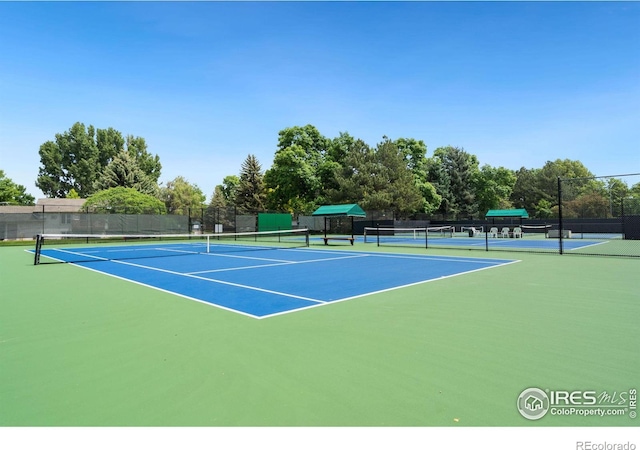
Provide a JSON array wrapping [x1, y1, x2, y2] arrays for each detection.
[[1, 235, 637, 428], [31, 232, 517, 318]]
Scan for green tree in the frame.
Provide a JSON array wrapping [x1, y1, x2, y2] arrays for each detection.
[[327, 132, 355, 165], [606, 178, 630, 217], [539, 159, 595, 203], [93, 151, 157, 195], [428, 146, 480, 219], [209, 185, 227, 209], [95, 127, 125, 167], [371, 137, 423, 217], [125, 135, 162, 183], [328, 137, 422, 217], [264, 125, 330, 213], [84, 187, 166, 214], [265, 144, 321, 213], [624, 182, 640, 215], [235, 154, 266, 213], [206, 185, 232, 232], [36, 122, 161, 198], [534, 198, 554, 219], [326, 139, 372, 206], [159, 176, 206, 215], [510, 167, 544, 214], [66, 188, 80, 199], [37, 122, 100, 197], [394, 137, 441, 214], [474, 165, 517, 214], [564, 192, 610, 218], [0, 170, 35, 205], [221, 175, 239, 204]]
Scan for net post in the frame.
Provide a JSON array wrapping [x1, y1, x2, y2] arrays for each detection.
[[34, 234, 42, 265], [206, 235, 210, 253], [376, 224, 380, 247], [485, 228, 489, 251], [424, 227, 428, 249], [305, 228, 310, 247]]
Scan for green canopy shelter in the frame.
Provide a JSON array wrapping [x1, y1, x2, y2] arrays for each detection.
[[485, 209, 530, 219], [485, 209, 529, 225], [312, 204, 366, 245]]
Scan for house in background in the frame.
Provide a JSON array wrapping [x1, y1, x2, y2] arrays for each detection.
[[0, 198, 86, 240]]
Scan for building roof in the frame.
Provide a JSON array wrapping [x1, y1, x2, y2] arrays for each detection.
[[35, 198, 86, 212], [0, 198, 87, 213], [0, 205, 36, 213]]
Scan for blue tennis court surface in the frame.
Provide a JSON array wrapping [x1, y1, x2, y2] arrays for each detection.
[[36, 243, 518, 319]]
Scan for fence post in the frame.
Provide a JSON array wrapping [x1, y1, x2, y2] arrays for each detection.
[[558, 176, 564, 255]]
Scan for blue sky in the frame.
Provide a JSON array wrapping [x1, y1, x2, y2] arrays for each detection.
[[1, 1, 639, 201]]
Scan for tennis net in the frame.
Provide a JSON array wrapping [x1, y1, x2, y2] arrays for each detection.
[[33, 229, 310, 265], [363, 226, 453, 247], [520, 225, 552, 236]]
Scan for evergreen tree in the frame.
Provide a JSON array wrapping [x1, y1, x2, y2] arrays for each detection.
[[428, 146, 479, 219], [93, 151, 157, 195], [236, 154, 266, 213]]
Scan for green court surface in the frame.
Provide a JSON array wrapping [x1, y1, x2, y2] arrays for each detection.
[[0, 242, 637, 427]]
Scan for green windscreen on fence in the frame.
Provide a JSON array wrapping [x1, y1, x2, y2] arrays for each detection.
[[258, 213, 292, 232]]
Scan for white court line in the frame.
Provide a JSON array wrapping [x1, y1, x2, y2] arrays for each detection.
[[33, 247, 521, 320], [106, 258, 326, 304], [566, 241, 608, 251], [186, 254, 370, 275], [51, 248, 109, 261], [289, 246, 513, 264], [259, 259, 521, 319], [40, 256, 264, 319]]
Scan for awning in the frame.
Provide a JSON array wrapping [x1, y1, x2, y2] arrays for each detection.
[[485, 209, 529, 218], [312, 204, 366, 217]]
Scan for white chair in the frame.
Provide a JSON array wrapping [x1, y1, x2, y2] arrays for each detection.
[[501, 227, 510, 238], [513, 227, 522, 238], [489, 227, 499, 238]]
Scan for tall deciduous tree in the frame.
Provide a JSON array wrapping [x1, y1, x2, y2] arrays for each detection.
[[236, 154, 266, 213], [36, 122, 161, 198], [264, 125, 330, 213], [221, 175, 239, 205], [0, 170, 35, 205], [473, 165, 517, 214], [37, 122, 100, 197], [538, 159, 595, 203], [159, 176, 206, 215], [394, 137, 441, 214]]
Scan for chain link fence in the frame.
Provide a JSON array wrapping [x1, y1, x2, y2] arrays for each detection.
[[4, 181, 639, 258]]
